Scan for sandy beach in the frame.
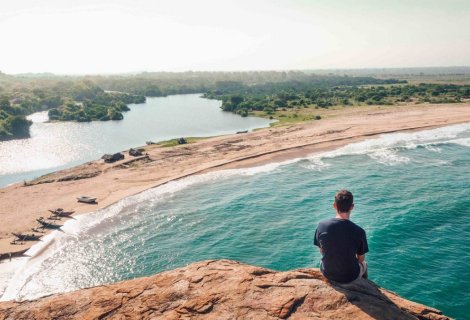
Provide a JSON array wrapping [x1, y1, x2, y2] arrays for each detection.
[[1, 102, 470, 259]]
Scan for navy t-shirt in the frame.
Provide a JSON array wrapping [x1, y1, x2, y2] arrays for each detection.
[[314, 218, 369, 283]]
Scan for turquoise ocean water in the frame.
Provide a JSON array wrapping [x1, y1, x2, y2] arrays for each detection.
[[2, 123, 470, 319]]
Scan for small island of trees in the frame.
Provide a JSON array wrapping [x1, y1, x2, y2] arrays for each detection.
[[0, 75, 145, 140], [47, 84, 146, 122]]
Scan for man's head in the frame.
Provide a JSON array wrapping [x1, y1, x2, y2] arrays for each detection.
[[334, 189, 354, 214]]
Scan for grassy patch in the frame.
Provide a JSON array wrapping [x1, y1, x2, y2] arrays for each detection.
[[403, 75, 470, 85], [157, 137, 209, 147], [251, 104, 347, 126]]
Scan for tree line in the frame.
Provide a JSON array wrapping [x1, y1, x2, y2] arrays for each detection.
[[204, 82, 470, 117], [1, 70, 469, 140]]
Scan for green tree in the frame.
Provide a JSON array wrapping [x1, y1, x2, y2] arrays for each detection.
[[5, 116, 32, 137]]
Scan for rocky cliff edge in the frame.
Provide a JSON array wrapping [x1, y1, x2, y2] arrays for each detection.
[[0, 260, 449, 320]]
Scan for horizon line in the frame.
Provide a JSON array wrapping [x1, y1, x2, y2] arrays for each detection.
[[2, 65, 470, 77]]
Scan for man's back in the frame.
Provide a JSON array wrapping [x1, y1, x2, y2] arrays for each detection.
[[314, 218, 368, 283]]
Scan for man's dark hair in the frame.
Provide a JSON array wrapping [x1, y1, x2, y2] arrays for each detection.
[[335, 189, 354, 213]]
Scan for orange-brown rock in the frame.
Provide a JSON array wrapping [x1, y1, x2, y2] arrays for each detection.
[[0, 260, 449, 319]]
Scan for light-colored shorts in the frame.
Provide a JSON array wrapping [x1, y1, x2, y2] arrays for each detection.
[[356, 261, 368, 281]]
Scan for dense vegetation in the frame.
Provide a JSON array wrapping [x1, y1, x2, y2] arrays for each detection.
[[0, 96, 32, 140], [1, 70, 470, 140], [0, 73, 145, 140], [204, 82, 470, 117], [47, 89, 145, 122], [90, 71, 321, 97], [2, 71, 398, 140]]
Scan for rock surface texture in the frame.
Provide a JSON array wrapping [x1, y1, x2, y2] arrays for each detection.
[[0, 260, 449, 320]]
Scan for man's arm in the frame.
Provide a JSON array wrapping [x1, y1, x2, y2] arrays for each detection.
[[357, 229, 369, 263], [313, 228, 321, 254]]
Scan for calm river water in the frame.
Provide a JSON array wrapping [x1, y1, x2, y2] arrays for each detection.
[[0, 94, 272, 187]]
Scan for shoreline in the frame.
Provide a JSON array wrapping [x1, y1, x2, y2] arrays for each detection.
[[1, 102, 470, 260], [0, 93, 273, 189]]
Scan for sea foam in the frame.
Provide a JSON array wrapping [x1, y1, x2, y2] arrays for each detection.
[[303, 122, 470, 167]]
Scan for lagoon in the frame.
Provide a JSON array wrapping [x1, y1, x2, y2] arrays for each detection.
[[0, 94, 272, 187]]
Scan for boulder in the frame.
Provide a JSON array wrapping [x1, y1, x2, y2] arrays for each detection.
[[129, 148, 143, 157], [0, 260, 449, 319], [101, 152, 124, 163]]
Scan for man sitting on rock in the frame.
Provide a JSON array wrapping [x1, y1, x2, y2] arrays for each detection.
[[314, 189, 369, 283]]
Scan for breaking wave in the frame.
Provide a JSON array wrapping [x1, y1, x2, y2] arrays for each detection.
[[303, 122, 470, 167]]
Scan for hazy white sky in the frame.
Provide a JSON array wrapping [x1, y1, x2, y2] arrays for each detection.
[[1, 0, 469, 74]]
